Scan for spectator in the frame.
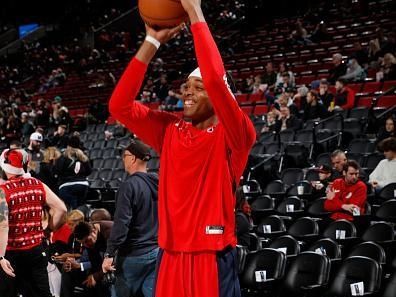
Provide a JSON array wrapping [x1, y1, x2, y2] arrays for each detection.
[[235, 187, 253, 247], [0, 149, 67, 297], [376, 116, 396, 143], [318, 79, 334, 109], [275, 62, 295, 86], [261, 62, 277, 89], [154, 74, 170, 102], [290, 20, 312, 45], [260, 111, 277, 133], [73, 221, 113, 297], [340, 58, 366, 82], [90, 208, 112, 222], [369, 137, 396, 191], [276, 72, 295, 93], [351, 42, 369, 67], [329, 78, 355, 112], [381, 32, 396, 56], [368, 39, 382, 67], [328, 53, 347, 84], [378, 53, 396, 81], [310, 21, 331, 43], [324, 160, 367, 221], [311, 164, 333, 199], [50, 124, 69, 149], [331, 149, 348, 180], [38, 146, 61, 193], [303, 90, 328, 121], [102, 140, 159, 297], [20, 112, 35, 144], [88, 99, 108, 124], [275, 106, 302, 132], [54, 136, 91, 209], [274, 93, 298, 115], [26, 131, 44, 175]]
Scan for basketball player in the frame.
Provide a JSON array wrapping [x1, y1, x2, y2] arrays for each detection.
[[108, 0, 256, 295]]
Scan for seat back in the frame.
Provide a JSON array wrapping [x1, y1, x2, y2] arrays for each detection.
[[375, 199, 396, 222], [257, 215, 286, 236], [269, 235, 300, 257], [264, 180, 285, 195], [281, 168, 305, 187], [362, 222, 394, 242], [288, 217, 319, 238], [323, 219, 357, 240], [308, 238, 341, 260], [251, 195, 274, 211], [348, 241, 386, 265], [378, 183, 396, 201], [308, 198, 330, 217], [284, 252, 331, 292], [329, 256, 382, 296], [277, 196, 304, 214], [241, 248, 287, 288]]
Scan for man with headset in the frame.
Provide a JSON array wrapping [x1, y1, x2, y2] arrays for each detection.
[[0, 148, 67, 297]]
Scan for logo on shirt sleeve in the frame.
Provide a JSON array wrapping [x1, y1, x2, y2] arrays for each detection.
[[205, 225, 224, 235], [346, 192, 352, 199]]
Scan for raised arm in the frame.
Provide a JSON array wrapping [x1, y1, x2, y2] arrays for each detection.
[[181, 0, 256, 151], [108, 25, 183, 153]]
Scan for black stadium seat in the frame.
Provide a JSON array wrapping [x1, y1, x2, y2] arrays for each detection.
[[348, 241, 386, 265], [280, 251, 331, 297], [328, 256, 382, 297], [269, 235, 300, 259], [256, 215, 286, 238], [240, 248, 287, 292], [308, 238, 342, 261]]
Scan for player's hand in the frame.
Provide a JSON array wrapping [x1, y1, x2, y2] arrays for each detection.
[[0, 258, 15, 277], [145, 23, 185, 44]]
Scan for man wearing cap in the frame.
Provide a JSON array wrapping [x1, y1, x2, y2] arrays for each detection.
[[311, 164, 333, 199], [101, 139, 159, 297], [26, 132, 44, 175], [0, 148, 67, 297], [108, 0, 256, 296]]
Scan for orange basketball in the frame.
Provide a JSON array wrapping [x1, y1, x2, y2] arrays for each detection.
[[138, 0, 188, 29]]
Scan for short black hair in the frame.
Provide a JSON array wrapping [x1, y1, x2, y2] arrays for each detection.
[[73, 221, 93, 240], [336, 78, 348, 86], [343, 160, 360, 172], [378, 137, 396, 152]]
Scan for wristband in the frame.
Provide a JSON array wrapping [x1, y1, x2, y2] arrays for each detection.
[[145, 35, 161, 49]]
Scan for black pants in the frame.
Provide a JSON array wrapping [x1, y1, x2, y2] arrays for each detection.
[[0, 245, 52, 297]]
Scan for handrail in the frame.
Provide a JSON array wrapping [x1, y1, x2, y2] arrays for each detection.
[[370, 85, 396, 109], [376, 105, 396, 120], [314, 112, 344, 129]]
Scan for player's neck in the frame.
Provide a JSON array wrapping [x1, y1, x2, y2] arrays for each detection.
[[193, 116, 218, 130]]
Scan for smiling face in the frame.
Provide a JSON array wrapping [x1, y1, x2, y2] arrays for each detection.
[[182, 77, 215, 125]]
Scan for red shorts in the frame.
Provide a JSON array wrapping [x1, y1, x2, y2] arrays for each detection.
[[153, 248, 240, 297]]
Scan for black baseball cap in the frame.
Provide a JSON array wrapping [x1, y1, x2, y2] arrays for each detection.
[[316, 164, 332, 174], [124, 139, 151, 161]]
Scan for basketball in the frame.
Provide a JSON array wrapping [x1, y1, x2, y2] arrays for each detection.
[[138, 0, 188, 29]]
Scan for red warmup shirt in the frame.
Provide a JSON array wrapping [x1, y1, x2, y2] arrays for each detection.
[[109, 22, 256, 252], [324, 178, 367, 221]]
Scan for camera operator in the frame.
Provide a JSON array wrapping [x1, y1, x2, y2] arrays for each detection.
[[102, 140, 159, 297]]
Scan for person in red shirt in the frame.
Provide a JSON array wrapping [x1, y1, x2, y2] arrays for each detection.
[[324, 160, 367, 221], [108, 0, 256, 296]]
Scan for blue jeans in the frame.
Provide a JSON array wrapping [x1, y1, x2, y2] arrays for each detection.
[[59, 184, 88, 209], [113, 248, 159, 297]]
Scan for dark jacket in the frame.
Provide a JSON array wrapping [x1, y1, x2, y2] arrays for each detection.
[[236, 211, 253, 247], [54, 155, 92, 186], [87, 221, 113, 282], [303, 102, 328, 121], [106, 172, 159, 257]]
